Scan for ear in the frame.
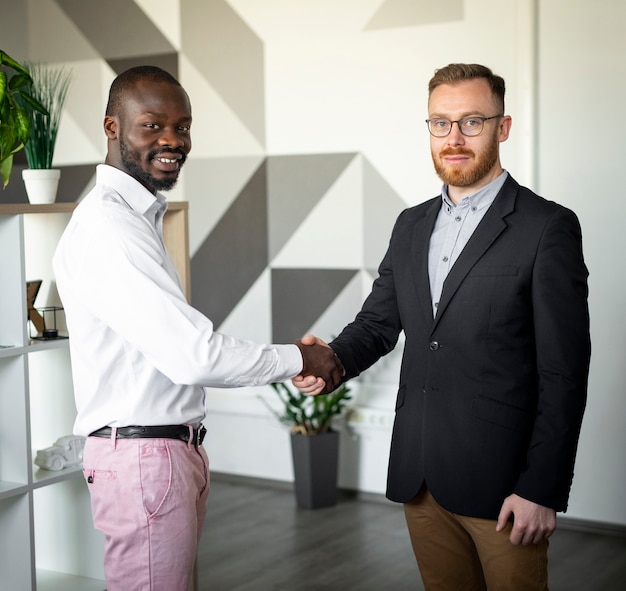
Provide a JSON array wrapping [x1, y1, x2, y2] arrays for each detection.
[[497, 115, 512, 142], [104, 115, 119, 140]]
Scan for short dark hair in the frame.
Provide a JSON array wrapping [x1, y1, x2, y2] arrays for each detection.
[[428, 63, 505, 112], [105, 65, 182, 116]]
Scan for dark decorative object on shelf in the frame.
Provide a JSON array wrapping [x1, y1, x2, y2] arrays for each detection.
[[26, 279, 66, 340], [29, 306, 65, 340]]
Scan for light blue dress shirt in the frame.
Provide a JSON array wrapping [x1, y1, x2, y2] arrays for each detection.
[[428, 171, 508, 317]]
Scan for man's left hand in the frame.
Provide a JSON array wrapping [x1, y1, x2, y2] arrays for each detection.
[[496, 494, 556, 545]]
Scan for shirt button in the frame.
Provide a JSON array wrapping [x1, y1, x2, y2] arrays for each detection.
[[442, 256, 449, 262], [455, 216, 461, 222], [471, 206, 477, 212], [429, 341, 440, 350]]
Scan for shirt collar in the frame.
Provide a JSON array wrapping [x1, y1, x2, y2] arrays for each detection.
[[440, 170, 509, 214], [96, 164, 168, 217]]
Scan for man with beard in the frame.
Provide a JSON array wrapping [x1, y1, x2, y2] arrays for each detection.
[[52, 66, 342, 591], [293, 63, 590, 590]]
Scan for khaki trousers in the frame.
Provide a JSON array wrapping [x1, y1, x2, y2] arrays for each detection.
[[403, 488, 549, 591]]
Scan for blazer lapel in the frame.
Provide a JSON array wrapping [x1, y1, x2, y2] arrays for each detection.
[[411, 198, 441, 325], [432, 177, 518, 330]]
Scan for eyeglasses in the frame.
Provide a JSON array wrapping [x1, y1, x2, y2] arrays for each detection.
[[425, 114, 503, 137]]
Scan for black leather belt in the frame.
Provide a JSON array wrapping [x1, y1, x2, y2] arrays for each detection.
[[89, 424, 206, 447]]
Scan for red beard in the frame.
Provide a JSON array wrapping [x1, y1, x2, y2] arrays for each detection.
[[432, 136, 499, 188]]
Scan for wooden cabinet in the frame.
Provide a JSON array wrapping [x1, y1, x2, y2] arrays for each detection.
[[0, 201, 189, 591]]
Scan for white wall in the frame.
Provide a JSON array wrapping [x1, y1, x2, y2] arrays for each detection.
[[536, 0, 626, 526]]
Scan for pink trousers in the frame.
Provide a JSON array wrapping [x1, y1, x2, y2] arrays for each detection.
[[83, 434, 209, 591]]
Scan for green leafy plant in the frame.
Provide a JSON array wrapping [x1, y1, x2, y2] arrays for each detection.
[[20, 62, 72, 169], [0, 50, 48, 188], [265, 381, 352, 435]]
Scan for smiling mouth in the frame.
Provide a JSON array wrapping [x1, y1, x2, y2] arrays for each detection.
[[152, 155, 183, 172]]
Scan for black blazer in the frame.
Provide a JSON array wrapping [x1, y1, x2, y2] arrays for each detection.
[[331, 175, 590, 519]]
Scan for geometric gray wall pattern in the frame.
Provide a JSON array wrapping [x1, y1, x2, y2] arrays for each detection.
[[267, 153, 357, 259], [191, 160, 269, 328], [363, 158, 407, 274], [108, 53, 179, 79], [190, 153, 405, 342], [181, 0, 266, 146], [271, 268, 359, 343], [365, 0, 464, 30], [185, 156, 265, 253], [56, 0, 177, 68], [190, 153, 363, 332]]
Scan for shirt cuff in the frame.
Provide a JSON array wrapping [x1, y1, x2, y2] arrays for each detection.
[[273, 343, 304, 381]]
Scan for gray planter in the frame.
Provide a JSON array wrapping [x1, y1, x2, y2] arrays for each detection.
[[290, 430, 339, 509]]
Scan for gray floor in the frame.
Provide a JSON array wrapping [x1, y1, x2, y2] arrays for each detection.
[[197, 475, 626, 590]]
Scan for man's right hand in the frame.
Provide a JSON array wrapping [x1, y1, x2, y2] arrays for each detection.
[[294, 334, 344, 395]]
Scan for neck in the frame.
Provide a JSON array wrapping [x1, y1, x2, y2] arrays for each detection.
[[447, 164, 503, 205]]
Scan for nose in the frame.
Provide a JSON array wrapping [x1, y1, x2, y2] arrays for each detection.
[[158, 127, 187, 150], [446, 121, 465, 146]]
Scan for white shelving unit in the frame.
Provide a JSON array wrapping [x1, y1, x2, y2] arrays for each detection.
[[0, 201, 190, 591]]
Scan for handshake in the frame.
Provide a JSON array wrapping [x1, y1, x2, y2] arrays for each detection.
[[293, 334, 345, 395]]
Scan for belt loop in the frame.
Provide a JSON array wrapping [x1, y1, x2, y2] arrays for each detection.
[[186, 424, 194, 450], [110, 426, 118, 449]]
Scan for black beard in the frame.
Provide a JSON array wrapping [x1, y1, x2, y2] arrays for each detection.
[[120, 138, 186, 192]]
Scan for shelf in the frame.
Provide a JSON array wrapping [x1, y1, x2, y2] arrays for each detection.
[[0, 480, 30, 500], [0, 200, 188, 214], [0, 199, 190, 588], [28, 337, 70, 352], [0, 463, 82, 499], [32, 465, 83, 489], [34, 478, 106, 584], [0, 203, 77, 215], [0, 200, 190, 299], [0, 345, 18, 358], [37, 570, 105, 591], [0, 203, 103, 588], [0, 338, 69, 359]]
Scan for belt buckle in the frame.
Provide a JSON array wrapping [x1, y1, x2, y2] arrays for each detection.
[[186, 424, 206, 447]]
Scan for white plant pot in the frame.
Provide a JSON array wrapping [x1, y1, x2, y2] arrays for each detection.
[[22, 169, 61, 204]]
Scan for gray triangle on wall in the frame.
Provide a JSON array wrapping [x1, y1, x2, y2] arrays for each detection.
[[267, 153, 357, 259], [271, 268, 358, 343], [191, 161, 269, 328]]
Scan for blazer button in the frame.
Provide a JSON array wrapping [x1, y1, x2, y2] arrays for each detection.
[[429, 341, 440, 350]]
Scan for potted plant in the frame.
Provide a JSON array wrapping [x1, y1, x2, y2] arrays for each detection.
[[265, 380, 352, 509], [19, 61, 72, 203], [0, 49, 48, 190]]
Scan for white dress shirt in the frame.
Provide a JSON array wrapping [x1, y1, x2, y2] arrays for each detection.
[[53, 165, 302, 436]]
